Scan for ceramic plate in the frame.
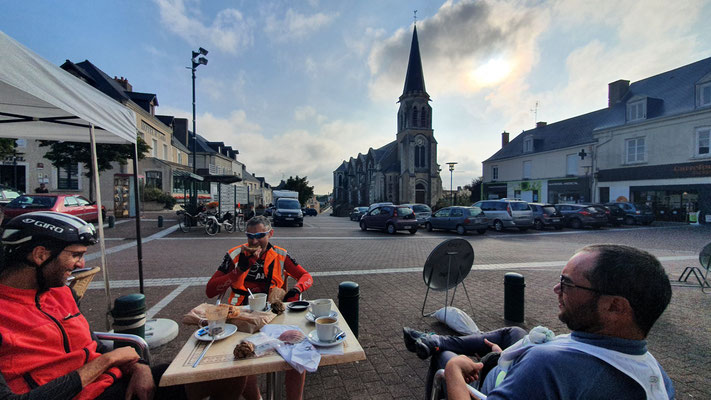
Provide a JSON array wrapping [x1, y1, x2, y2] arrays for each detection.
[[194, 324, 238, 341], [287, 301, 310, 311], [305, 311, 338, 323], [246, 303, 271, 313], [306, 329, 346, 347]]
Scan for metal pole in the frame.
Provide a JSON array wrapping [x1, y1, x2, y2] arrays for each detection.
[[450, 169, 453, 206], [132, 143, 145, 294], [90, 125, 112, 331], [191, 63, 197, 211]]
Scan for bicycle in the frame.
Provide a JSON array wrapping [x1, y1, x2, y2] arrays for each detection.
[[176, 203, 209, 233], [205, 210, 236, 236], [234, 212, 246, 232]]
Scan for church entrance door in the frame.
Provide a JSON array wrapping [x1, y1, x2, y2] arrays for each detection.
[[415, 183, 426, 203]]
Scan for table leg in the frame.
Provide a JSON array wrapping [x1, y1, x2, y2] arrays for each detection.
[[265, 371, 285, 400]]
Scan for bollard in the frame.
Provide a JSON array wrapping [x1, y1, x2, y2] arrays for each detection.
[[157, 215, 164, 228], [112, 294, 147, 347], [504, 273, 525, 323], [338, 281, 359, 338], [108, 215, 115, 228]]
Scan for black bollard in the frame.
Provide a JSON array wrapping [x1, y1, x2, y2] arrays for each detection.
[[108, 215, 115, 228], [111, 294, 147, 344], [338, 281, 359, 338], [504, 272, 525, 323], [157, 215, 164, 228]]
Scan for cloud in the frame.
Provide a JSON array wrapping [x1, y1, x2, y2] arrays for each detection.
[[153, 0, 253, 54], [264, 8, 338, 42], [367, 0, 547, 100], [293, 106, 326, 124]]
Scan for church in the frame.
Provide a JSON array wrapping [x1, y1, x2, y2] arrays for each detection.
[[333, 26, 442, 210]]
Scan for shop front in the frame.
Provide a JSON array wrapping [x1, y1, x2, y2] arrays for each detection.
[[547, 177, 591, 204], [629, 184, 710, 222], [483, 182, 507, 200]]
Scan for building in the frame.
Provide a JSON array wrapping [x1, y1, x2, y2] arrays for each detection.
[[333, 26, 442, 210], [593, 57, 711, 221], [482, 56, 711, 222]]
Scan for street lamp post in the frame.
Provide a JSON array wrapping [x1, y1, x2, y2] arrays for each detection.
[[446, 162, 457, 206], [190, 47, 208, 210]]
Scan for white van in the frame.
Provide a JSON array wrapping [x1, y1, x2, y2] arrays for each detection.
[[472, 199, 534, 232]]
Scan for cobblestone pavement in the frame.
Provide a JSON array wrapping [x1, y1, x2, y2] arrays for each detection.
[[79, 212, 711, 399]]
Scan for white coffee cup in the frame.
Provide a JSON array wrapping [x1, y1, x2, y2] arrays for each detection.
[[310, 299, 331, 317], [249, 293, 267, 312], [315, 316, 340, 342]]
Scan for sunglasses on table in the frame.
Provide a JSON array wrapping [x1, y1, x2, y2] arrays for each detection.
[[245, 231, 269, 240]]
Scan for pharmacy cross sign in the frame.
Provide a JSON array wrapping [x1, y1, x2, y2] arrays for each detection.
[[578, 149, 588, 160]]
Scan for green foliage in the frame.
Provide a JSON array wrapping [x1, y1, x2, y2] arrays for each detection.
[[464, 177, 483, 203], [282, 175, 314, 206], [143, 186, 176, 209], [0, 138, 17, 159], [39, 136, 150, 176]]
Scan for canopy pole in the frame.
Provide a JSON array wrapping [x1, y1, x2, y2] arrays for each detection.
[[132, 143, 145, 294], [90, 124, 111, 331]]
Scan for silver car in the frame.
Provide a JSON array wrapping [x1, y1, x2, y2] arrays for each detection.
[[401, 203, 432, 226], [472, 199, 534, 232]]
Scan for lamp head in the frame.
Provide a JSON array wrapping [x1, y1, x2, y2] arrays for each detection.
[[198, 57, 208, 66], [198, 47, 208, 56]]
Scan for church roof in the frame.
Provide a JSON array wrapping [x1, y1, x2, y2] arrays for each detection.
[[401, 26, 427, 98]]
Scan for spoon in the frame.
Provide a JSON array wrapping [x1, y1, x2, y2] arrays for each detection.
[[193, 326, 223, 368]]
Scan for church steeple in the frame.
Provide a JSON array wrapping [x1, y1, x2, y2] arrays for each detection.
[[401, 25, 428, 99]]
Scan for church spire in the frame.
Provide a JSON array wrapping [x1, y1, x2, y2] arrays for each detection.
[[401, 25, 427, 98]]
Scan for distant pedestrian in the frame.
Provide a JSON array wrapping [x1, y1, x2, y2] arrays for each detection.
[[34, 183, 49, 193]]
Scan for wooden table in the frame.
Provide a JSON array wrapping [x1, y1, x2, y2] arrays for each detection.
[[160, 300, 366, 399]]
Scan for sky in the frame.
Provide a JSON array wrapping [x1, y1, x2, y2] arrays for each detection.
[[2, 0, 711, 194]]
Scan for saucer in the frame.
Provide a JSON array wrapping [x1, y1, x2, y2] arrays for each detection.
[[305, 311, 338, 323], [287, 301, 310, 312], [248, 303, 271, 313], [194, 324, 238, 341], [306, 329, 346, 347]]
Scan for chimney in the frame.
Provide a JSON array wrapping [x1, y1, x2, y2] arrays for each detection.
[[501, 131, 510, 148], [608, 79, 629, 107], [173, 118, 189, 147], [536, 121, 547, 128], [114, 76, 132, 92]]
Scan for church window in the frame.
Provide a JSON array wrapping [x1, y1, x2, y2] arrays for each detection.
[[420, 107, 426, 127], [412, 107, 418, 127]]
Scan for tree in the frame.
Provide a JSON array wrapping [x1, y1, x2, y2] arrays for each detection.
[[282, 175, 314, 206], [0, 138, 17, 160], [39, 136, 150, 200], [465, 177, 483, 203]]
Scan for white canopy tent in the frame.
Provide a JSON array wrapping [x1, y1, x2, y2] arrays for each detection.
[[0, 30, 139, 328]]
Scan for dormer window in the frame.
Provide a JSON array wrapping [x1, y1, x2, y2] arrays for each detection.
[[698, 82, 711, 107], [523, 137, 533, 153], [627, 100, 646, 122]]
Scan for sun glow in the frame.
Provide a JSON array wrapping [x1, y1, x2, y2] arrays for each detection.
[[472, 57, 513, 87]]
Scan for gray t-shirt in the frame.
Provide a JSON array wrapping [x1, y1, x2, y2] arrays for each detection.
[[481, 331, 675, 399]]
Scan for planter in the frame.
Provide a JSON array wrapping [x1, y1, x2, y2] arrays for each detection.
[[143, 201, 166, 211]]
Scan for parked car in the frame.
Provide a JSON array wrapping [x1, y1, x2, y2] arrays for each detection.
[[472, 199, 534, 232], [360, 204, 418, 234], [426, 206, 488, 235], [400, 203, 432, 226], [263, 206, 274, 216], [302, 207, 318, 216], [0, 185, 22, 206], [349, 206, 368, 221], [591, 203, 624, 226], [555, 204, 607, 229], [2, 194, 106, 223], [604, 202, 655, 225], [528, 203, 564, 230], [367, 202, 394, 213]]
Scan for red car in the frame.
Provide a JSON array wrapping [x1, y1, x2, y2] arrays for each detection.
[[1, 194, 106, 224]]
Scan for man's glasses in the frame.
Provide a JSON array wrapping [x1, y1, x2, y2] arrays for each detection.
[[246, 231, 269, 240], [62, 250, 86, 262], [558, 276, 615, 296]]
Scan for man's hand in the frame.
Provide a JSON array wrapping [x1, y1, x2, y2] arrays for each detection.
[[445, 355, 483, 400], [125, 363, 155, 400], [106, 347, 141, 368], [283, 287, 300, 301], [484, 338, 503, 353], [77, 347, 140, 387]]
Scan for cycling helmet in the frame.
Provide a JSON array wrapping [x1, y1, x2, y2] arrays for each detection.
[[2, 211, 97, 261]]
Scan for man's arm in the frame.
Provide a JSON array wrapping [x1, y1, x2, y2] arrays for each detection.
[[0, 347, 139, 400], [205, 252, 253, 298], [445, 355, 482, 400], [283, 255, 313, 296]]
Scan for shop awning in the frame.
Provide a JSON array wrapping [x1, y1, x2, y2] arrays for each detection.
[[173, 169, 204, 181]]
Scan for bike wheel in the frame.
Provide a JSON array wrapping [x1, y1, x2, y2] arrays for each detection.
[[205, 219, 219, 236], [235, 216, 245, 232], [178, 212, 191, 233], [224, 218, 236, 233]]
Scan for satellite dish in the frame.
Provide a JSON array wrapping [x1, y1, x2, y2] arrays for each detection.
[[423, 239, 474, 291], [421, 239, 475, 317], [699, 242, 711, 270]]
